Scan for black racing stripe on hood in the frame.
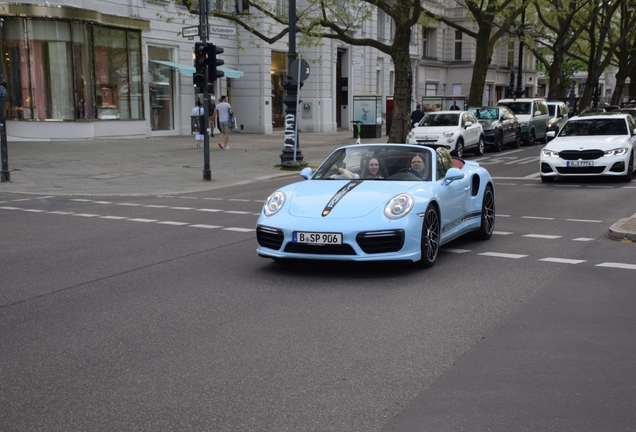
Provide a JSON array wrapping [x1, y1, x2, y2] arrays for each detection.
[[322, 180, 363, 217]]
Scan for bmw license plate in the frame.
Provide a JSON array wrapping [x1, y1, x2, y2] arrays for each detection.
[[567, 161, 594, 167], [293, 231, 342, 245]]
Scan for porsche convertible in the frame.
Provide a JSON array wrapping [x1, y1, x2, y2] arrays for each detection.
[[256, 144, 495, 268]]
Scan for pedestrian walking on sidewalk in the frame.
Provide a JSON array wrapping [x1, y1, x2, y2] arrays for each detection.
[[191, 100, 204, 148], [214, 95, 233, 150]]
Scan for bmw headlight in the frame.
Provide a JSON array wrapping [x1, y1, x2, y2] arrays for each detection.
[[384, 194, 414, 220], [407, 131, 414, 139], [604, 147, 629, 156], [263, 191, 286, 216], [541, 149, 560, 158], [443, 131, 454, 138]]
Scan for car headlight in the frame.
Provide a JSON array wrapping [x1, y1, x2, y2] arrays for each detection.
[[384, 194, 414, 220], [541, 149, 560, 158], [407, 131, 414, 139], [520, 121, 529, 127], [547, 123, 555, 129], [443, 131, 454, 138], [604, 147, 629, 156], [263, 191, 286, 216]]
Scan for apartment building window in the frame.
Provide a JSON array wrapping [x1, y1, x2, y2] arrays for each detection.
[[378, 9, 386, 40], [507, 42, 514, 67], [426, 83, 437, 96], [454, 31, 462, 61], [410, 26, 417, 44], [276, 0, 288, 17], [422, 28, 429, 58]]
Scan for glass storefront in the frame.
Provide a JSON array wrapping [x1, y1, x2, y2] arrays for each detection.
[[148, 46, 175, 131], [1, 17, 144, 121], [271, 51, 287, 128]]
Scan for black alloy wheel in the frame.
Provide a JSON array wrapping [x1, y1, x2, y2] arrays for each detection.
[[511, 130, 521, 148], [527, 130, 535, 145], [419, 205, 440, 268], [494, 131, 504, 152], [475, 185, 495, 240]]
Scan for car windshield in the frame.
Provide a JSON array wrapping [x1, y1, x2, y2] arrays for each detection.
[[547, 105, 556, 117], [313, 145, 434, 182], [419, 113, 459, 127], [469, 108, 498, 120], [502, 102, 531, 115], [558, 119, 628, 137]]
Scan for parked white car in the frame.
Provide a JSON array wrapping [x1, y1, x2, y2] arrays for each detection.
[[539, 113, 636, 182], [406, 111, 485, 158]]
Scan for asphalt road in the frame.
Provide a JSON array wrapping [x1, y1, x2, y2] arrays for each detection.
[[1, 144, 635, 431]]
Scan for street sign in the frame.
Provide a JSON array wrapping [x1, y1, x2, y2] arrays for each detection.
[[289, 59, 310, 83], [208, 25, 236, 36], [182, 26, 200, 38]]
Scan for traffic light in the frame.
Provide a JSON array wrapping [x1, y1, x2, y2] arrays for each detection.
[[210, 44, 225, 80], [193, 42, 208, 89]]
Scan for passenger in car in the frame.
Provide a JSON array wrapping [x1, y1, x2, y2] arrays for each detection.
[[408, 153, 429, 180], [361, 157, 385, 179]]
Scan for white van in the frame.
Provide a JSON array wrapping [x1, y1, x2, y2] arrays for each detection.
[[496, 98, 550, 145]]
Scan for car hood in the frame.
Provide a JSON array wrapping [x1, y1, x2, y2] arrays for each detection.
[[548, 135, 632, 150], [478, 120, 497, 129], [285, 180, 432, 219]]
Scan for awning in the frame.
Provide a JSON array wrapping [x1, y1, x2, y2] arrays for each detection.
[[149, 60, 195, 75], [149, 60, 244, 79], [218, 66, 244, 79]]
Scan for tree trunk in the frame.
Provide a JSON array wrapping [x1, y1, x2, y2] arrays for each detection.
[[546, 55, 564, 99], [388, 32, 414, 143], [468, 28, 492, 108], [612, 70, 626, 105]]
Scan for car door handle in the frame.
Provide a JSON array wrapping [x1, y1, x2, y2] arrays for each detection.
[[464, 186, 470, 191]]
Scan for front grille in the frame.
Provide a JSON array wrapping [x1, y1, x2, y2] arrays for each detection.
[[559, 150, 604, 160], [256, 226, 284, 250], [541, 163, 554, 173], [356, 230, 404, 254], [284, 243, 356, 255], [556, 166, 605, 174]]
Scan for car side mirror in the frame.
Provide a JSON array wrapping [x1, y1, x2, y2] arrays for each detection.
[[464, 121, 473, 128], [501, 114, 508, 120], [534, 110, 541, 116], [300, 167, 313, 180], [442, 168, 465, 185]]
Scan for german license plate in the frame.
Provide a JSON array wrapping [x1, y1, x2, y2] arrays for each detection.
[[567, 160, 594, 167], [293, 231, 342, 245]]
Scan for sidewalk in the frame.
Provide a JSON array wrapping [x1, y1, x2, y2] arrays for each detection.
[[0, 129, 385, 197]]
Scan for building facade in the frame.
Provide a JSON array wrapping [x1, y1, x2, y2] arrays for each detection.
[[1, 0, 539, 141]]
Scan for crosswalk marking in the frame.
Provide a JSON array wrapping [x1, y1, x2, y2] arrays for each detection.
[[539, 258, 586, 264], [479, 252, 528, 259]]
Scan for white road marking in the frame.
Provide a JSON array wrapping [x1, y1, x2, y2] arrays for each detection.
[[70, 199, 92, 202], [225, 210, 252, 214], [539, 257, 586, 264], [196, 208, 223, 212], [566, 219, 602, 223], [442, 248, 471, 254], [572, 237, 596, 242], [93, 201, 112, 204], [189, 224, 222, 229], [523, 234, 562, 239], [144, 205, 169, 208], [48, 211, 74, 215], [180, 197, 198, 199], [117, 203, 142, 206], [168, 207, 195, 210], [12, 198, 32, 202], [74, 213, 100, 217], [493, 231, 514, 235], [20, 209, 46, 213], [99, 216, 128, 220], [521, 216, 554, 220], [498, 214, 511, 217], [223, 227, 255, 232], [35, 196, 54, 199], [203, 197, 223, 200], [523, 172, 541, 179], [127, 218, 158, 223], [229, 199, 251, 202], [479, 252, 528, 259], [156, 221, 190, 226], [596, 262, 636, 270]]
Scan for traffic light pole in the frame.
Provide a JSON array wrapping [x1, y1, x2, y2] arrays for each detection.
[[200, 0, 211, 181]]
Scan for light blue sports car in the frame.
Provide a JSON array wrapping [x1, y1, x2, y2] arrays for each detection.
[[256, 144, 495, 268]]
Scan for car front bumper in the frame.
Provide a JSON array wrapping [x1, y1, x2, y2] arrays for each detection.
[[540, 153, 631, 177]]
